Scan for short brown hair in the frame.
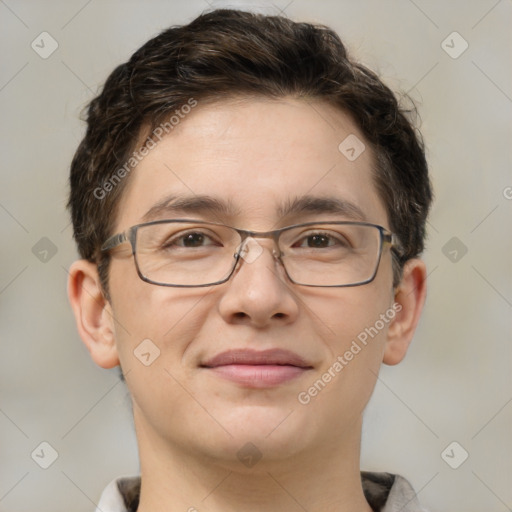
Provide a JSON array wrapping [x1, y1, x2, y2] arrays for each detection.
[[68, 8, 432, 296]]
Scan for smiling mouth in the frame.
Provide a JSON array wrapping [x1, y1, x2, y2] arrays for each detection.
[[200, 349, 313, 388]]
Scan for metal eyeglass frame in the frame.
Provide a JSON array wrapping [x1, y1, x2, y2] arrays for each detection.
[[101, 219, 403, 288]]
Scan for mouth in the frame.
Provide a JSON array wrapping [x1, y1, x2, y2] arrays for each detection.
[[200, 349, 313, 388]]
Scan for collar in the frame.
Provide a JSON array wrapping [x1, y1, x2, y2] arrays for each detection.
[[96, 471, 424, 512]]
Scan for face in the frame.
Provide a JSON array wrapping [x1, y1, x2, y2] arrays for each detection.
[[105, 97, 398, 467]]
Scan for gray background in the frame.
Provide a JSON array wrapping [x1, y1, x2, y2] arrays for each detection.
[[1, 0, 511, 511]]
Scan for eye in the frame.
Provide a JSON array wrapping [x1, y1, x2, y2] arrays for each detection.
[[303, 233, 334, 248], [163, 230, 220, 249], [293, 231, 350, 249]]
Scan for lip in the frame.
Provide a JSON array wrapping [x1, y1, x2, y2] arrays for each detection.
[[201, 349, 313, 388]]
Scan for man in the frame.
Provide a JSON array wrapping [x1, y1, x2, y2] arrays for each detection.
[[67, 8, 432, 511]]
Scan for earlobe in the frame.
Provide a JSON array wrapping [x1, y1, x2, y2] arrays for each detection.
[[383, 259, 427, 366], [67, 260, 120, 369]]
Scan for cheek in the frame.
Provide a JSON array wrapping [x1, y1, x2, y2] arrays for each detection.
[[308, 282, 392, 354], [108, 277, 216, 433], [108, 262, 213, 372], [305, 282, 394, 397], [297, 288, 393, 425]]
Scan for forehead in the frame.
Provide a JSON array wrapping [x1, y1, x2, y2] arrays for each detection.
[[115, 97, 388, 230]]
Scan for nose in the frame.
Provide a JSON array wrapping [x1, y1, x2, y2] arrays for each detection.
[[217, 237, 300, 328]]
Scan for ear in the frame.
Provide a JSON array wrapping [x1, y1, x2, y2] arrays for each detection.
[[67, 259, 120, 369], [383, 258, 427, 365]]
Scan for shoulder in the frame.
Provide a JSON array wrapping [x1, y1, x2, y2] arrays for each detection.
[[95, 475, 140, 512], [362, 471, 428, 512]]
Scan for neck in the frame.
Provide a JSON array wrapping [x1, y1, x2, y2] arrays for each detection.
[[133, 411, 373, 512]]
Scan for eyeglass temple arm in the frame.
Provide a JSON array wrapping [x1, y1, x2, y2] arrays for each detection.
[[385, 232, 404, 258], [101, 232, 128, 252]]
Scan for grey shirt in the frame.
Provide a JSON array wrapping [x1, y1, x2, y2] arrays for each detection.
[[95, 472, 427, 511]]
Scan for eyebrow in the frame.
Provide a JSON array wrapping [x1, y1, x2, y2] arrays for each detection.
[[141, 193, 367, 223], [277, 195, 367, 222], [141, 195, 242, 223]]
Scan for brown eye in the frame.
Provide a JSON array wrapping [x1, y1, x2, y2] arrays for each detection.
[[306, 234, 332, 248], [179, 232, 207, 247], [293, 231, 350, 249], [161, 230, 219, 250]]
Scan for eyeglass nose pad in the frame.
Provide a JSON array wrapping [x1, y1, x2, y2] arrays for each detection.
[[234, 237, 282, 265], [234, 237, 263, 264]]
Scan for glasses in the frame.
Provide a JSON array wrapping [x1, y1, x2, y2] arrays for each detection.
[[101, 219, 402, 287]]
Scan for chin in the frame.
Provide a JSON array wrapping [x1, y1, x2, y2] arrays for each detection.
[[205, 403, 316, 459]]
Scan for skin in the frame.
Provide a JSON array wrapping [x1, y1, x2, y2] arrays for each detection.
[[68, 97, 427, 512]]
